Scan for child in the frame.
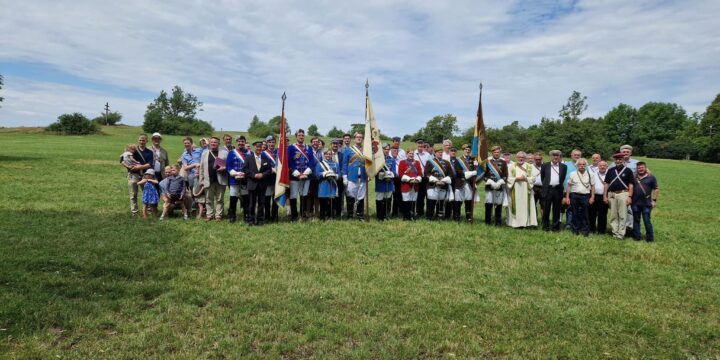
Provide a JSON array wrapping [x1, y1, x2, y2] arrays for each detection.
[[160, 165, 189, 220], [120, 144, 140, 169], [138, 169, 159, 219]]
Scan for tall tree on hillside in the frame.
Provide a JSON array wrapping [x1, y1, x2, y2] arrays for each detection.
[[634, 102, 690, 154], [603, 104, 638, 146], [143, 86, 213, 135], [699, 93, 720, 137], [559, 91, 588, 122], [248, 115, 271, 137], [307, 124, 321, 136], [327, 126, 344, 139], [411, 114, 459, 144], [268, 115, 291, 135]]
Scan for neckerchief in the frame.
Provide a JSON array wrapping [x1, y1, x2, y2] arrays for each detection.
[[428, 158, 446, 178]]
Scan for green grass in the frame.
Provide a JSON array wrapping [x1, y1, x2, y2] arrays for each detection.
[[1, 126, 718, 358]]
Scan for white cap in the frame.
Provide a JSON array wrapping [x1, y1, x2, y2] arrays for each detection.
[[152, 132, 162, 138], [145, 169, 156, 175]]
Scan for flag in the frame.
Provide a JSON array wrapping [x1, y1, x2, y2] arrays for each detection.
[[470, 84, 487, 179], [274, 93, 290, 207], [363, 84, 385, 178]]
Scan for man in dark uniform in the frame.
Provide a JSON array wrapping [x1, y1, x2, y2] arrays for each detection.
[[452, 144, 478, 222], [603, 152, 635, 239], [413, 139, 431, 217], [262, 135, 279, 222], [482, 145, 509, 226], [424, 146, 454, 220], [243, 141, 273, 225], [540, 150, 567, 231]]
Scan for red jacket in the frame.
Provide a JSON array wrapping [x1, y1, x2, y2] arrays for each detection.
[[398, 159, 422, 193]]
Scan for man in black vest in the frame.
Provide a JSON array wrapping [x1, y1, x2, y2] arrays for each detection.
[[540, 149, 568, 231], [243, 141, 273, 225]]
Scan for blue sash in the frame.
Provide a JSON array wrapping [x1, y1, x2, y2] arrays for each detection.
[[428, 158, 446, 178]]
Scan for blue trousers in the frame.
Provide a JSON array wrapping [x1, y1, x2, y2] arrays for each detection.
[[570, 193, 590, 235], [631, 204, 654, 241]]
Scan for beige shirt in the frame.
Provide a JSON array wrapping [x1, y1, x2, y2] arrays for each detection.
[[567, 170, 594, 194]]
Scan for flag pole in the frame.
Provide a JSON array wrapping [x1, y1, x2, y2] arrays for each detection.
[[470, 82, 483, 221], [364, 79, 370, 222]]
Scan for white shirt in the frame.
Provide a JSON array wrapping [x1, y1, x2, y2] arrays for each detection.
[[396, 148, 407, 161], [414, 151, 432, 172], [533, 164, 542, 186], [567, 170, 594, 194], [549, 162, 561, 186], [590, 168, 607, 195], [442, 152, 451, 161]]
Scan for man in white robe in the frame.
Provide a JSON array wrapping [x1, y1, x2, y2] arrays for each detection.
[[506, 151, 537, 228]]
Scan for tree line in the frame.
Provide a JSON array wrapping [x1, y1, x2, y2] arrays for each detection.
[[407, 91, 720, 163]]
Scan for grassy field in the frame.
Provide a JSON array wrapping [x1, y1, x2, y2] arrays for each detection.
[[1, 126, 719, 359]]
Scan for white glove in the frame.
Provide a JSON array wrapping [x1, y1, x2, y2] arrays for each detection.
[[496, 179, 505, 186], [292, 170, 301, 177], [384, 172, 394, 179], [429, 175, 439, 184], [377, 171, 385, 178], [272, 167, 277, 173], [415, 176, 422, 183], [492, 181, 502, 190], [324, 171, 336, 178], [303, 168, 312, 176], [343, 175, 348, 186], [441, 176, 451, 185], [229, 169, 238, 176], [486, 179, 496, 188], [401, 175, 411, 183], [464, 170, 476, 179], [473, 161, 479, 166]]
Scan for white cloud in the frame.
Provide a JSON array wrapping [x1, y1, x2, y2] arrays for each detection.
[[0, 0, 718, 135]]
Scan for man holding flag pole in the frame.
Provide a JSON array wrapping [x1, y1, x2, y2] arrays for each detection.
[[273, 92, 291, 217], [362, 80, 386, 221], [470, 83, 488, 222]]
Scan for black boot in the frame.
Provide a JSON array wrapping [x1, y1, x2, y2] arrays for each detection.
[[465, 201, 474, 223], [356, 199, 364, 220], [427, 200, 436, 220], [494, 205, 503, 226], [453, 201, 462, 222], [290, 199, 298, 221], [228, 196, 238, 223], [401, 201, 410, 221], [485, 203, 492, 224], [346, 198, 355, 219]]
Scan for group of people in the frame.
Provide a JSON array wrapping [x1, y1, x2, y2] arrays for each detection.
[[121, 132, 659, 242]]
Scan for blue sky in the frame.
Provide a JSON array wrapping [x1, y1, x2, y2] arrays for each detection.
[[1, 0, 718, 136]]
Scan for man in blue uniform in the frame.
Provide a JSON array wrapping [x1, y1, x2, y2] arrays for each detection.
[[315, 149, 340, 220], [287, 129, 315, 221], [342, 132, 368, 220], [375, 143, 396, 221], [226, 135, 249, 223]]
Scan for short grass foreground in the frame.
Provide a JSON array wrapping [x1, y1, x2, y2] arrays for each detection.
[[1, 126, 719, 358]]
